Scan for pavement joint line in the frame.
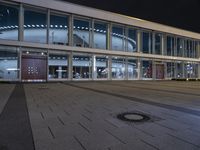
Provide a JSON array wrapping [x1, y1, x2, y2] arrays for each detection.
[[132, 125, 155, 137], [64, 110, 70, 116], [57, 116, 65, 126], [104, 119, 119, 128], [63, 83, 200, 117], [48, 106, 54, 112], [167, 133, 200, 148], [153, 122, 176, 131], [140, 139, 160, 150], [81, 114, 92, 122], [73, 136, 87, 150], [100, 82, 200, 97], [78, 122, 90, 133], [48, 126, 55, 139], [84, 108, 93, 114], [40, 112, 45, 120], [104, 129, 126, 144]]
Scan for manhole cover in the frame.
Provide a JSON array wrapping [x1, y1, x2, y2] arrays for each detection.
[[117, 112, 150, 122]]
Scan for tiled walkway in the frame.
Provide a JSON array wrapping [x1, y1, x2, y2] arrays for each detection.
[[1, 81, 200, 150]]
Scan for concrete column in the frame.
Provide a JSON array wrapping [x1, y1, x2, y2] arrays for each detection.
[[90, 19, 94, 48], [138, 58, 141, 80], [68, 15, 73, 46], [152, 33, 155, 54], [152, 60, 156, 80], [19, 4, 24, 41], [161, 34, 165, 55], [198, 63, 200, 78], [92, 55, 97, 80], [47, 9, 50, 44], [108, 56, 112, 80], [107, 23, 112, 50], [137, 30, 141, 53], [68, 52, 73, 80], [125, 57, 128, 80]]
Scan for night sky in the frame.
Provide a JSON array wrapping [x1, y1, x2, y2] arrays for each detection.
[[61, 0, 200, 33]]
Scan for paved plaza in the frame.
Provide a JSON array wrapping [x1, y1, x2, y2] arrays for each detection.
[[1, 81, 200, 150]]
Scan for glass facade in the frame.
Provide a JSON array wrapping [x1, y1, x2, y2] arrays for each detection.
[[127, 58, 138, 79], [127, 28, 137, 52], [48, 52, 68, 79], [49, 13, 68, 45], [93, 22, 107, 49], [112, 25, 124, 51], [73, 18, 90, 47], [72, 54, 92, 79], [111, 57, 125, 79], [142, 60, 152, 79], [142, 31, 153, 54], [0, 4, 19, 40], [0, 46, 19, 80], [94, 55, 108, 79], [0, 1, 199, 81], [24, 8, 47, 43]]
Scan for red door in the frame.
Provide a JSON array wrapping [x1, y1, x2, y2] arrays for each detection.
[[156, 64, 164, 79], [21, 55, 47, 81]]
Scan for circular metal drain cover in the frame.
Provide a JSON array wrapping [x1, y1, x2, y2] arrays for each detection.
[[117, 112, 150, 122]]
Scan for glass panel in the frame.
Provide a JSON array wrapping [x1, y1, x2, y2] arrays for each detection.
[[142, 32, 153, 54], [155, 33, 162, 54], [48, 53, 68, 79], [73, 19, 90, 47], [0, 46, 19, 80], [176, 62, 184, 78], [24, 8, 47, 43], [127, 28, 137, 52], [167, 36, 175, 56], [49, 13, 68, 45], [112, 26, 124, 51], [0, 4, 19, 40], [72, 54, 92, 79], [127, 58, 138, 79], [93, 22, 107, 49], [185, 62, 198, 78], [94, 55, 108, 79], [177, 38, 184, 57], [166, 62, 175, 78], [112, 57, 125, 79], [142, 60, 152, 78]]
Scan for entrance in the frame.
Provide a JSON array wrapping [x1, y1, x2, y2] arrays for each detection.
[[21, 53, 47, 82], [156, 64, 164, 79]]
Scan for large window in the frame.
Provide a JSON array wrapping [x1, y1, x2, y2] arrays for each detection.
[[184, 62, 198, 78], [155, 33, 162, 55], [166, 62, 175, 78], [177, 37, 184, 57], [142, 60, 152, 78], [0, 4, 19, 40], [94, 55, 108, 79], [127, 28, 137, 52], [73, 18, 90, 47], [112, 25, 124, 51], [142, 31, 153, 54], [49, 13, 68, 45], [93, 22, 107, 49], [166, 36, 175, 56], [0, 46, 19, 80], [24, 7, 47, 43], [48, 52, 68, 79], [72, 54, 92, 79], [127, 58, 138, 79], [176, 61, 184, 78], [111, 57, 125, 79]]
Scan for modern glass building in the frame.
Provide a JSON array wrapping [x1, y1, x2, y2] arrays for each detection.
[[0, 0, 200, 82]]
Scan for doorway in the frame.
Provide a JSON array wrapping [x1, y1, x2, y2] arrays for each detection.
[[21, 54, 47, 82], [156, 64, 164, 79]]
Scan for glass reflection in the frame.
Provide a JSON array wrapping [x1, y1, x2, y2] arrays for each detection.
[[73, 19, 90, 47], [49, 13, 68, 45], [142, 32, 153, 54], [48, 53, 68, 79], [24, 8, 47, 43], [94, 56, 108, 79], [94, 22, 107, 49], [127, 58, 138, 79], [0, 4, 19, 40], [127, 28, 137, 52], [0, 46, 19, 80], [142, 60, 152, 78], [112, 57, 125, 79], [112, 26, 124, 51], [73, 54, 92, 79]]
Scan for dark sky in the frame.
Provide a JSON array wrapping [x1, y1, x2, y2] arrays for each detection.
[[60, 0, 200, 33]]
